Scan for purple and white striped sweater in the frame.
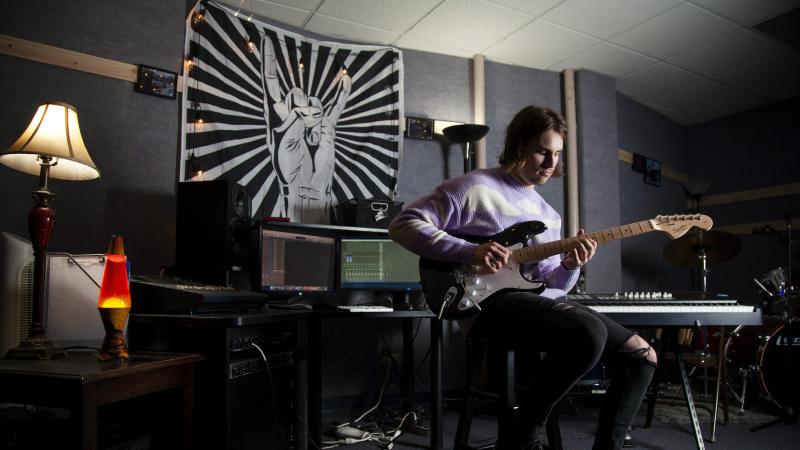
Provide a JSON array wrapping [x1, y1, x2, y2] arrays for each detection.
[[389, 167, 579, 299]]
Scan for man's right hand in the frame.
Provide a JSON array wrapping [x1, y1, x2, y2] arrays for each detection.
[[472, 241, 510, 274]]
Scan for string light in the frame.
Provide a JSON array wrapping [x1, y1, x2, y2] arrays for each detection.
[[248, 40, 255, 52], [298, 61, 304, 72], [192, 2, 206, 26], [188, 153, 204, 181]]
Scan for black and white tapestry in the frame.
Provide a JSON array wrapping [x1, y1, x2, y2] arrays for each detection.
[[180, 1, 403, 223]]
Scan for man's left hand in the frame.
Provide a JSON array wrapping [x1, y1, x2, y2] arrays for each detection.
[[561, 229, 597, 270]]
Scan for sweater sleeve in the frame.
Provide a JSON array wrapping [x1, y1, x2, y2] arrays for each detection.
[[539, 255, 580, 293], [388, 186, 478, 264]]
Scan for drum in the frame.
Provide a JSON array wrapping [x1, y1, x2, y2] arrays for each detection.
[[726, 321, 800, 410]]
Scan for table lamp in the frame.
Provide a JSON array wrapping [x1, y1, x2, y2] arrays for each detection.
[[1, 102, 100, 359]]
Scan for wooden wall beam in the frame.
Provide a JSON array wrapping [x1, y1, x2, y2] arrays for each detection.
[[0, 34, 184, 92], [617, 148, 688, 183], [696, 182, 800, 208], [714, 220, 794, 236]]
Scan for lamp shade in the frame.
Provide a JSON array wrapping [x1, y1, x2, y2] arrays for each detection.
[[0, 102, 100, 180]]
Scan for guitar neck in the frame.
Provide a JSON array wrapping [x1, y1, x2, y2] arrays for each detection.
[[513, 220, 656, 264]]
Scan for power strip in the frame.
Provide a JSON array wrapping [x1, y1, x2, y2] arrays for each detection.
[[335, 425, 368, 439]]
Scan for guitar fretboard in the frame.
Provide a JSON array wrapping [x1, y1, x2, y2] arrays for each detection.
[[513, 220, 656, 264]]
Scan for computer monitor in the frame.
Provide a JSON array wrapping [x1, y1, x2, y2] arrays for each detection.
[[255, 224, 336, 299], [338, 237, 421, 291]]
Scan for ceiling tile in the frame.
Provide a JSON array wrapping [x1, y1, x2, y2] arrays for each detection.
[[305, 14, 399, 44], [488, 0, 566, 16], [485, 19, 599, 68], [667, 28, 794, 77], [689, 0, 800, 26], [217, 0, 313, 27], [717, 54, 800, 100], [549, 42, 657, 78], [405, 0, 533, 51], [616, 63, 705, 99], [685, 94, 766, 124], [610, 3, 738, 59], [548, 42, 658, 78], [641, 102, 696, 125], [395, 34, 475, 58], [263, 0, 323, 10], [647, 80, 749, 113], [542, 0, 682, 39], [317, 0, 440, 32]]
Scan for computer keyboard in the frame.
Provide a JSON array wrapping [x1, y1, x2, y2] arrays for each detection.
[[336, 305, 394, 312]]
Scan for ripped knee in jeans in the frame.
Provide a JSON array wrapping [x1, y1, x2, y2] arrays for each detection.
[[621, 334, 658, 367]]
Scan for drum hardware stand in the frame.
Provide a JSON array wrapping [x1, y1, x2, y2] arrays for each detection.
[[752, 213, 797, 432]]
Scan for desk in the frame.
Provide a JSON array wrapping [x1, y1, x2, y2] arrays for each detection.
[[130, 309, 443, 450], [305, 309, 440, 449], [0, 351, 202, 450]]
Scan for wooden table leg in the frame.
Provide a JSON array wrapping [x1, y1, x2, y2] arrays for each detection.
[[81, 384, 98, 450]]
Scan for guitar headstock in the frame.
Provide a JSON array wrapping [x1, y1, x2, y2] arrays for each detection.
[[652, 214, 713, 239]]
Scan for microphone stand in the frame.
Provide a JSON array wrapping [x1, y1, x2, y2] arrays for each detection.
[[752, 213, 797, 431]]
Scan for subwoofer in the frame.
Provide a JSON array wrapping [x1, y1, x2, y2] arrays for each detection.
[[176, 180, 252, 283]]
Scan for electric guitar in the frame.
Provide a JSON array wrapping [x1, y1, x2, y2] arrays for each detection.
[[419, 214, 713, 320]]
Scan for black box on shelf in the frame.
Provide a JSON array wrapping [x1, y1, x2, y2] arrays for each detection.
[[334, 198, 403, 228]]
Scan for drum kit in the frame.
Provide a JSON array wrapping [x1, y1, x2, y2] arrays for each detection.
[[663, 228, 799, 414]]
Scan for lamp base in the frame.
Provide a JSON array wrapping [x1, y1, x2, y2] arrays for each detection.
[[5, 334, 65, 360], [98, 307, 130, 361]]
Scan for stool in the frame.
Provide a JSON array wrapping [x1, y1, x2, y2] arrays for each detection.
[[454, 336, 563, 450]]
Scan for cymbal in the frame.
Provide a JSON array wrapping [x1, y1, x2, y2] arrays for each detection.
[[663, 229, 742, 268]]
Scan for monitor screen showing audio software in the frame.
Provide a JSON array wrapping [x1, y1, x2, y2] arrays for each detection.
[[260, 228, 335, 295], [339, 237, 421, 291]]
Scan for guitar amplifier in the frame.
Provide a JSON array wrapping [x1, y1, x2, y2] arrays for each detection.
[[334, 198, 402, 228]]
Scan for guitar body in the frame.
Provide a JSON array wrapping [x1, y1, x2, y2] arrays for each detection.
[[419, 221, 547, 320]]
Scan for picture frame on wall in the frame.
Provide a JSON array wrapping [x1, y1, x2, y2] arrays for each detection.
[[644, 157, 661, 187], [134, 64, 177, 99]]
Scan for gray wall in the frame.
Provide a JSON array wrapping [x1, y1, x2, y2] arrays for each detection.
[[0, 0, 185, 275], [686, 97, 800, 305], [576, 71, 621, 293], [616, 93, 693, 293]]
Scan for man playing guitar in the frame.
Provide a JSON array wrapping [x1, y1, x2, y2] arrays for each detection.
[[389, 105, 657, 450]]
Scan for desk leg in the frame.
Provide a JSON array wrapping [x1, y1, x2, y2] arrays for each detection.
[[403, 318, 415, 409], [309, 318, 323, 448], [182, 365, 194, 449], [431, 318, 442, 450], [81, 385, 98, 450]]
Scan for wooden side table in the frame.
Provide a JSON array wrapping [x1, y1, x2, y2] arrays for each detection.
[[0, 351, 203, 450]]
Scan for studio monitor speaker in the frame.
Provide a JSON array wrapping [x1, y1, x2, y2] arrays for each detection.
[[176, 180, 252, 276]]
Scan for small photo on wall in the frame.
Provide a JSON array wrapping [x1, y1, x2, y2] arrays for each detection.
[[644, 158, 661, 187], [134, 65, 177, 99]]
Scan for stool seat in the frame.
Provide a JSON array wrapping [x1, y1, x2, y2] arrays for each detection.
[[455, 336, 563, 450]]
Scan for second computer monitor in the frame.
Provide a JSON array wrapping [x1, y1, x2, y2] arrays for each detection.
[[339, 237, 421, 291]]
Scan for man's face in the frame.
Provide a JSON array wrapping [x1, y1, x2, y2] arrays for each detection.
[[514, 129, 563, 186]]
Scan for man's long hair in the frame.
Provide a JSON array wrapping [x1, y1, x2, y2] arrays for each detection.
[[499, 105, 567, 176]]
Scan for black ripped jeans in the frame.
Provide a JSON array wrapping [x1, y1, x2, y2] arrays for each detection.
[[468, 292, 656, 450]]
